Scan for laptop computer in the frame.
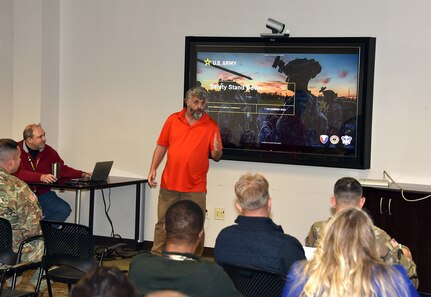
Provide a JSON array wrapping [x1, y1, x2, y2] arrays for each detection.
[[68, 161, 114, 185]]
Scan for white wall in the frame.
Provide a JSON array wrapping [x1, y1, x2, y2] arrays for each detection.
[[12, 0, 43, 138], [0, 0, 13, 137], [4, 0, 431, 247]]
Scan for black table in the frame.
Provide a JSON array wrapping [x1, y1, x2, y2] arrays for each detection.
[[27, 176, 148, 242]]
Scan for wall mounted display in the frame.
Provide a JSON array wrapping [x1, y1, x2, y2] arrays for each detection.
[[184, 36, 376, 169]]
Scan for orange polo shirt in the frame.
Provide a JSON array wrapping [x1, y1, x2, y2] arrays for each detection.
[[158, 108, 222, 192]]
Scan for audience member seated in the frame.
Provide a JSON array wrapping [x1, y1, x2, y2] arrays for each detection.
[[214, 173, 306, 276], [0, 138, 44, 288], [70, 266, 139, 297], [304, 177, 418, 287], [128, 200, 241, 297], [282, 208, 419, 297], [14, 123, 90, 222]]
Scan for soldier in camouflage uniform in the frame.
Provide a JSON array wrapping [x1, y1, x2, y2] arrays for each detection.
[[0, 138, 44, 266], [304, 177, 418, 288]]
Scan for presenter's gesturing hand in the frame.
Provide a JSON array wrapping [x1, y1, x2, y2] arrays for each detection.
[[211, 133, 223, 162]]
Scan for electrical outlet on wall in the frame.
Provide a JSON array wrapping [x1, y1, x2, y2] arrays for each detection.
[[214, 208, 225, 220]]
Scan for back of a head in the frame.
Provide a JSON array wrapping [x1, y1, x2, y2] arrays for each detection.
[[235, 173, 269, 210], [321, 208, 377, 264], [333, 177, 363, 207], [70, 266, 139, 297], [300, 208, 408, 296], [165, 200, 204, 243], [0, 138, 18, 164]]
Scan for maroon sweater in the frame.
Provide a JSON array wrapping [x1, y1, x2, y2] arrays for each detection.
[[14, 140, 83, 194]]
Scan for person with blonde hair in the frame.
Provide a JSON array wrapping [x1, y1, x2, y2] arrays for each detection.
[[215, 173, 305, 275], [305, 177, 417, 287], [282, 208, 419, 297]]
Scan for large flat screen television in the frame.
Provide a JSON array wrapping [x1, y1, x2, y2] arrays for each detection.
[[184, 36, 375, 169]]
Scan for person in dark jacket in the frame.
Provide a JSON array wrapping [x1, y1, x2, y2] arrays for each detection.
[[215, 173, 305, 275], [129, 200, 241, 297]]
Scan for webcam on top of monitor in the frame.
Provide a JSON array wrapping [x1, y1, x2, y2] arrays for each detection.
[[260, 18, 290, 38]]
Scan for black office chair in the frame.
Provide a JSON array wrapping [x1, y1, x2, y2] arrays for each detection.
[[0, 217, 43, 297], [39, 220, 125, 297], [223, 265, 287, 297]]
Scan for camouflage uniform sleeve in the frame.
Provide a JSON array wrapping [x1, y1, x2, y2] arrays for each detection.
[[10, 178, 44, 262], [374, 226, 419, 288], [305, 221, 326, 247]]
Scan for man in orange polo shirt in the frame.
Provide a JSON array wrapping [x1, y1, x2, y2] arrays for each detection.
[[148, 86, 223, 256]]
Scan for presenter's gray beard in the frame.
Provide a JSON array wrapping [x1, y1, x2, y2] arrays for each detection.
[[191, 110, 203, 120]]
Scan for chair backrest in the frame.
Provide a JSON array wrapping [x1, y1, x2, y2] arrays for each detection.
[[39, 220, 96, 272], [223, 265, 286, 297], [0, 218, 18, 265], [0, 218, 39, 297]]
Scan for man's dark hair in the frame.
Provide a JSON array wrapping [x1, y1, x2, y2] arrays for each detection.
[[333, 177, 363, 205], [165, 200, 204, 242], [70, 266, 139, 297], [0, 138, 19, 163]]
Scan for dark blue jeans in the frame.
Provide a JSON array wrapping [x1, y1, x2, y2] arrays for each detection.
[[37, 191, 71, 222]]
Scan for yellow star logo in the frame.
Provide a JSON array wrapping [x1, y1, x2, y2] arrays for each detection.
[[204, 58, 212, 66]]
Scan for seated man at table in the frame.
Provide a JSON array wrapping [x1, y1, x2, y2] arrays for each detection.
[[14, 123, 89, 222], [128, 200, 241, 297], [214, 173, 306, 276], [305, 176, 418, 287]]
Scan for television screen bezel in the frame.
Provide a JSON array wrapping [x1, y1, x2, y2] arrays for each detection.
[[184, 36, 375, 169]]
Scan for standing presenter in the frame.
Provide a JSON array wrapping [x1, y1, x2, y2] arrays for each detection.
[[148, 86, 223, 256]]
